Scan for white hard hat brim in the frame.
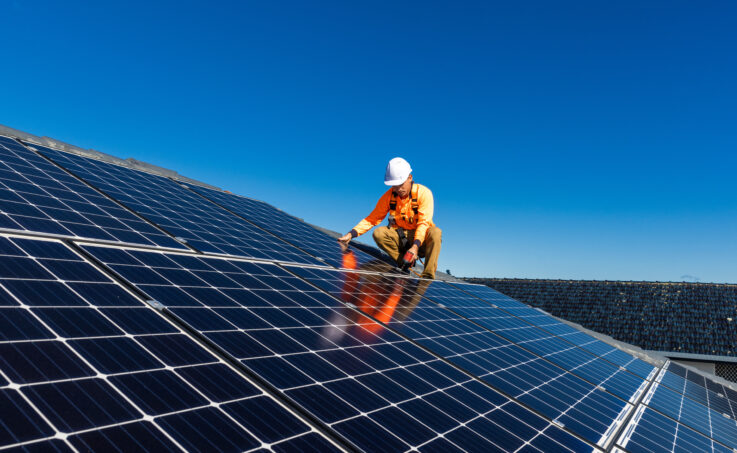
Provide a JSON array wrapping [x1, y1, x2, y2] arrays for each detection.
[[384, 177, 407, 186]]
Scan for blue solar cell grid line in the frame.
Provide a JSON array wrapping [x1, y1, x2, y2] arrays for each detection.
[[420, 282, 652, 402], [188, 184, 392, 270], [438, 283, 737, 451], [286, 265, 642, 449], [82, 243, 595, 452], [616, 405, 734, 453], [31, 143, 323, 265], [0, 234, 340, 452], [663, 361, 737, 416], [448, 281, 657, 381], [0, 136, 185, 250], [658, 367, 736, 419], [636, 366, 737, 450]]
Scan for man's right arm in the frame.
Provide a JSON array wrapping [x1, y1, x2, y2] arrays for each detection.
[[338, 190, 391, 243]]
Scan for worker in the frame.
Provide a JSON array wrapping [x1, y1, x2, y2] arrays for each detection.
[[338, 157, 442, 279]]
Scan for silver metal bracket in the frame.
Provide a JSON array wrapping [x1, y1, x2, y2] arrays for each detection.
[[145, 299, 165, 310]]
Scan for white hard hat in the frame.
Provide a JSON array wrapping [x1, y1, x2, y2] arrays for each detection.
[[384, 157, 412, 186]]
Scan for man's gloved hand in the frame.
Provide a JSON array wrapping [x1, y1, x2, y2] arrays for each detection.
[[337, 234, 351, 252], [404, 244, 419, 263]]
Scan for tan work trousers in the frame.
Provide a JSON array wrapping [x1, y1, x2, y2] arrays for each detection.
[[372, 225, 442, 279]]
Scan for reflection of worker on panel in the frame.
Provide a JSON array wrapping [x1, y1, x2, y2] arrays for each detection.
[[338, 158, 442, 279], [321, 250, 429, 344]]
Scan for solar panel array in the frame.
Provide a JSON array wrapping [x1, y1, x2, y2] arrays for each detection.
[[616, 362, 737, 452], [446, 282, 656, 380], [82, 244, 592, 452], [0, 235, 338, 452], [0, 133, 734, 452], [32, 143, 321, 265], [287, 266, 644, 448], [189, 185, 391, 270], [0, 137, 184, 250]]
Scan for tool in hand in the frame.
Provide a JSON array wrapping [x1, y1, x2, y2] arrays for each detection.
[[399, 250, 416, 272]]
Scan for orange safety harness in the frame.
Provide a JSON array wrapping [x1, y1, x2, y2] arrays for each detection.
[[389, 183, 420, 225]]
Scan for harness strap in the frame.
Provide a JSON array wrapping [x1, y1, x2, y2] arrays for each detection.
[[389, 183, 420, 224]]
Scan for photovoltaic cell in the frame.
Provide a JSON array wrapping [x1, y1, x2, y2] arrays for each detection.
[[662, 362, 737, 417], [189, 184, 392, 269], [616, 405, 733, 453], [289, 266, 638, 448], [448, 281, 656, 380], [426, 282, 653, 389], [32, 144, 322, 265], [434, 284, 737, 451], [0, 136, 184, 250], [83, 243, 595, 452], [0, 234, 339, 452], [639, 367, 737, 449], [658, 368, 735, 419]]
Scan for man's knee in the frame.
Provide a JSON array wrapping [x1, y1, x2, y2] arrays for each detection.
[[373, 226, 400, 249], [373, 226, 391, 242], [427, 226, 442, 243]]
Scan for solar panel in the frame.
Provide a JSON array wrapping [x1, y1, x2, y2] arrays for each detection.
[[0, 136, 185, 250], [0, 234, 340, 452], [286, 266, 647, 448], [82, 243, 595, 452], [616, 405, 733, 453], [31, 144, 323, 265], [638, 367, 737, 449], [421, 282, 737, 451], [188, 184, 393, 269], [658, 367, 736, 419], [446, 297, 648, 397], [448, 281, 656, 380], [664, 362, 737, 412]]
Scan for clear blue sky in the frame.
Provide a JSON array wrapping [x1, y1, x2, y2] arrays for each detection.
[[2, 1, 735, 282]]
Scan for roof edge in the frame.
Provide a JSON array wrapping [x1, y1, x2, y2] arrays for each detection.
[[655, 350, 737, 363], [467, 277, 737, 286]]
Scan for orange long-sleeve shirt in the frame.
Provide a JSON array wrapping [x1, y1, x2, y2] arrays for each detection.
[[351, 183, 435, 246]]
